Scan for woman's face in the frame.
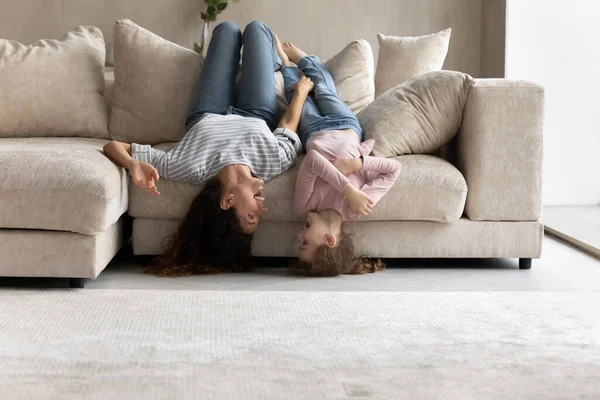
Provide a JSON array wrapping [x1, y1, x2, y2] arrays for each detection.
[[231, 178, 267, 233], [297, 212, 330, 263]]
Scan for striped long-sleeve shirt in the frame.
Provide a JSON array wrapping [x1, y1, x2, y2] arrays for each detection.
[[131, 113, 302, 186]]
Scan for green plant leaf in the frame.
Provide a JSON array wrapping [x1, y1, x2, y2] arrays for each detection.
[[208, 14, 217, 21], [207, 5, 216, 13], [217, 2, 228, 11], [193, 42, 203, 54], [201, 11, 208, 20]]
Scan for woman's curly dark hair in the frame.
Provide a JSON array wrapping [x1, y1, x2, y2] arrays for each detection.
[[148, 180, 253, 276]]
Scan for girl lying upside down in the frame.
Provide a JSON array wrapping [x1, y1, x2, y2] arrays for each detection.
[[274, 36, 402, 277]]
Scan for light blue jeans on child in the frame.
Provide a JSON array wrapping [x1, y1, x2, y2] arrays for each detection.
[[281, 56, 363, 149]]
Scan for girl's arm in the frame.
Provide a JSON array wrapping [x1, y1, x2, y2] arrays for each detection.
[[103, 141, 160, 195], [293, 150, 351, 215], [357, 156, 402, 204], [278, 76, 313, 132]]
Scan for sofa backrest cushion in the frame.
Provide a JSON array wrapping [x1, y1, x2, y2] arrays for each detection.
[[109, 19, 204, 145], [0, 26, 109, 139], [375, 29, 451, 98], [358, 70, 474, 157]]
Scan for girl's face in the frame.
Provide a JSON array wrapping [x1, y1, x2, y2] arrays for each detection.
[[297, 212, 331, 263]]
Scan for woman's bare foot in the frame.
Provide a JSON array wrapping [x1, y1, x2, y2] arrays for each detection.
[[282, 42, 308, 65], [273, 34, 292, 67]]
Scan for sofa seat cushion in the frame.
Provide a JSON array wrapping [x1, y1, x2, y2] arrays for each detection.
[[129, 146, 466, 223], [0, 138, 128, 235]]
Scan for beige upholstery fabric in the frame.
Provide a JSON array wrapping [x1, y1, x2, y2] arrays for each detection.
[[323, 40, 375, 114], [0, 26, 108, 139], [375, 29, 451, 97], [368, 155, 466, 222], [132, 218, 543, 259], [109, 19, 203, 144], [129, 153, 466, 223], [132, 218, 180, 255], [457, 80, 544, 221], [0, 138, 128, 235], [104, 68, 115, 116], [0, 219, 123, 278], [359, 71, 474, 157], [129, 177, 199, 220]]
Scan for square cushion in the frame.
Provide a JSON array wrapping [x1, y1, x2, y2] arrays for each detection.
[[109, 19, 204, 145], [0, 26, 109, 139], [358, 71, 474, 157], [129, 146, 466, 224], [0, 138, 128, 235], [375, 29, 451, 97]]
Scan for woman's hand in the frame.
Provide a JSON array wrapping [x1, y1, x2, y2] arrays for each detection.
[[288, 76, 314, 96], [332, 157, 363, 175], [130, 161, 160, 195], [343, 184, 374, 216]]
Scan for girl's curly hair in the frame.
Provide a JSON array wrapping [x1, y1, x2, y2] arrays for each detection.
[[290, 230, 385, 277]]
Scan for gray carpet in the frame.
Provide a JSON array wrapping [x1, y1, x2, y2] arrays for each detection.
[[0, 290, 599, 399]]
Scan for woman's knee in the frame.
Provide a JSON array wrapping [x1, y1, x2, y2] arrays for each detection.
[[243, 20, 269, 38], [214, 21, 242, 36]]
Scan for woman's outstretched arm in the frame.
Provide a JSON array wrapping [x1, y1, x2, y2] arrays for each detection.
[[103, 141, 135, 169], [278, 76, 314, 132], [103, 141, 161, 195]]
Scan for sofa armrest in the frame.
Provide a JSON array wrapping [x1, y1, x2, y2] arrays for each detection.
[[456, 79, 544, 221]]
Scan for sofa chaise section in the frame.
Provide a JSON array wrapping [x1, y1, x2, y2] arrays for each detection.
[[0, 138, 128, 284]]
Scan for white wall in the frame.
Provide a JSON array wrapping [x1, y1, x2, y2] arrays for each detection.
[[506, 0, 600, 205]]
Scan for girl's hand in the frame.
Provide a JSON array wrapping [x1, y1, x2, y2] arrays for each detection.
[[332, 158, 363, 175], [343, 184, 374, 216], [130, 161, 160, 195]]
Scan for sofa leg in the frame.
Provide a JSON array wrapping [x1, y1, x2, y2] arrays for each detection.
[[69, 278, 85, 288], [519, 258, 532, 270]]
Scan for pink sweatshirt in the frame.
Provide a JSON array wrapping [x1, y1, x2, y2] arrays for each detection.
[[293, 130, 402, 220]]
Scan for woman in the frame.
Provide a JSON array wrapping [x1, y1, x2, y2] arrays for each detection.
[[104, 21, 314, 274], [274, 38, 402, 277]]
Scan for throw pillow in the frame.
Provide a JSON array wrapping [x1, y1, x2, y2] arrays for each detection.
[[275, 39, 375, 116], [358, 70, 474, 157], [375, 29, 451, 97], [109, 19, 204, 144], [0, 26, 108, 139]]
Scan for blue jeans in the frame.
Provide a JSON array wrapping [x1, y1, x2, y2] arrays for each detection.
[[281, 56, 363, 148], [186, 21, 279, 131]]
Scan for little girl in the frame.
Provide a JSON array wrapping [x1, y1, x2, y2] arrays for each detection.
[[274, 37, 402, 277]]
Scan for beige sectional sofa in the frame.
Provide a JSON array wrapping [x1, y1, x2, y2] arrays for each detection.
[[0, 23, 544, 287], [129, 77, 544, 262]]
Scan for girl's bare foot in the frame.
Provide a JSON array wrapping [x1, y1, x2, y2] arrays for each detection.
[[273, 34, 292, 67], [282, 42, 308, 65]]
